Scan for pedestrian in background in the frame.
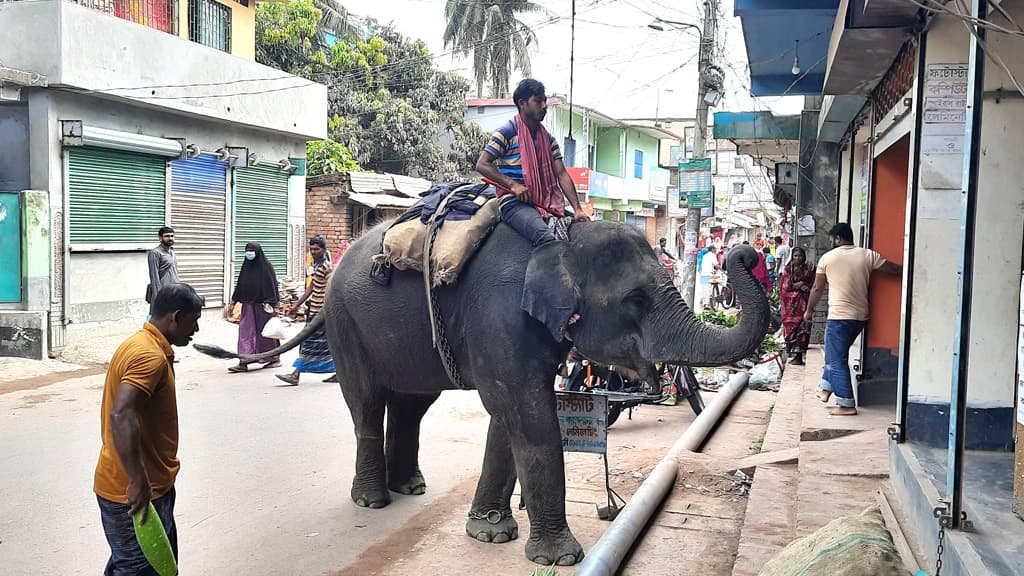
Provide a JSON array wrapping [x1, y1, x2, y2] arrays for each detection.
[[763, 246, 776, 289], [228, 242, 281, 373], [146, 227, 178, 317], [804, 223, 902, 415], [752, 247, 771, 294], [277, 236, 335, 386], [774, 235, 791, 270], [780, 247, 814, 365], [94, 283, 203, 575], [698, 245, 718, 311]]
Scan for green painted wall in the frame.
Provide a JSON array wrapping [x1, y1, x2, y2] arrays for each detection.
[[625, 130, 660, 178], [595, 127, 623, 176], [22, 190, 51, 309]]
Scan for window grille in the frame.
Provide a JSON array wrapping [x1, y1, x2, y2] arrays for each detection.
[[189, 0, 231, 52]]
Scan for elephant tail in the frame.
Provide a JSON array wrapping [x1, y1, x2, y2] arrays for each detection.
[[193, 312, 327, 361]]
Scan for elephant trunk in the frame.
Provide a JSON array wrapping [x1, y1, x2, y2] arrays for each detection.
[[643, 246, 770, 367]]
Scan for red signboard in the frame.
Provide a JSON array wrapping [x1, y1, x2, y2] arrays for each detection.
[[566, 167, 590, 192]]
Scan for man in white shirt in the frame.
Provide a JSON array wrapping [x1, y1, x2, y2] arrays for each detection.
[[774, 235, 791, 272], [803, 223, 902, 415]]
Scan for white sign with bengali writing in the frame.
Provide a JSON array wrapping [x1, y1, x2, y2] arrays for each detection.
[[556, 392, 608, 454], [923, 64, 968, 156]]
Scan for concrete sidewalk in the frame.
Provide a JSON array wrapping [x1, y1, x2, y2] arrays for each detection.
[[732, 347, 895, 575]]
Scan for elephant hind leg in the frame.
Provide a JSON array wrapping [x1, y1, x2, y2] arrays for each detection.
[[339, 379, 390, 509], [385, 391, 440, 496]]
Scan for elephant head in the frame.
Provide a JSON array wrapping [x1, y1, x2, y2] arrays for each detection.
[[522, 221, 769, 373]]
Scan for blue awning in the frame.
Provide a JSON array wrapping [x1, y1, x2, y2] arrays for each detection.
[[735, 0, 839, 96]]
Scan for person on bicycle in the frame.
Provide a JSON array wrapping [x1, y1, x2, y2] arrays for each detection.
[[655, 237, 676, 263]]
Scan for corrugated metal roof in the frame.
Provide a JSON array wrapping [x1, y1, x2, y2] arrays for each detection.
[[391, 175, 431, 197], [348, 172, 395, 193], [347, 192, 418, 209]]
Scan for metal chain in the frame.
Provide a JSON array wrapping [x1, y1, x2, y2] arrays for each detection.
[[424, 211, 465, 390], [935, 523, 945, 576], [467, 508, 512, 524]]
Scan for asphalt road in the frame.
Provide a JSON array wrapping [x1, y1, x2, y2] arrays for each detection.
[[0, 319, 490, 575]]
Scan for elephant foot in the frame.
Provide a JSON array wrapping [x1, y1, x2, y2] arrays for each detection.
[[351, 478, 391, 509], [465, 509, 519, 544], [388, 469, 427, 495], [525, 528, 584, 566]]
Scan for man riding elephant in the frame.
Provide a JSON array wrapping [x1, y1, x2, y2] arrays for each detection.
[[475, 78, 589, 247]]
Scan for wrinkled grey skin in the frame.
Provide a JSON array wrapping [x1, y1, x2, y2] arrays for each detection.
[[198, 220, 768, 566]]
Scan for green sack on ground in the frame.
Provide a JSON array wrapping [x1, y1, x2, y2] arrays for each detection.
[[759, 505, 910, 576]]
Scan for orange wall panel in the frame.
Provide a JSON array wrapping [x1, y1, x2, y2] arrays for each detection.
[[867, 135, 909, 351]]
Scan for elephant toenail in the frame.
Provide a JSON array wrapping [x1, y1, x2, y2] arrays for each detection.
[[557, 554, 578, 566], [534, 556, 551, 565], [475, 532, 491, 542], [492, 533, 510, 543]]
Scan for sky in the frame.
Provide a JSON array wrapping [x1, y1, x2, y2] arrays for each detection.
[[339, 0, 805, 121]]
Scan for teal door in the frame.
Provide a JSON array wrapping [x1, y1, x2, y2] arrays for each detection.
[[0, 192, 22, 302]]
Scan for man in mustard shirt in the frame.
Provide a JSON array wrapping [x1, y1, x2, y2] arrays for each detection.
[[95, 283, 203, 575]]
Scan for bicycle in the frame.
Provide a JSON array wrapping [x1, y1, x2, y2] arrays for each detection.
[[707, 271, 736, 311], [559, 353, 705, 426]]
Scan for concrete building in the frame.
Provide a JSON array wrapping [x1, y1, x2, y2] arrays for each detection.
[[625, 117, 779, 252], [0, 0, 327, 358], [724, 0, 1024, 573]]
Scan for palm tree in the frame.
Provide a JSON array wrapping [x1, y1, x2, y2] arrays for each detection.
[[443, 0, 543, 98], [313, 0, 361, 44]]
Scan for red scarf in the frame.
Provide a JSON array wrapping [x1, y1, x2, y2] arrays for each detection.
[[515, 114, 565, 220]]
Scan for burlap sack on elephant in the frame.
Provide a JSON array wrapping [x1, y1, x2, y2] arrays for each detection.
[[759, 506, 910, 576], [381, 219, 426, 271], [432, 197, 501, 286]]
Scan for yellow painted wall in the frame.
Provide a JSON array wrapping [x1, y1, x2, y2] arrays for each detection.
[[177, 0, 256, 60]]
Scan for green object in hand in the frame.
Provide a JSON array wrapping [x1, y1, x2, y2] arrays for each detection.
[[132, 503, 177, 576]]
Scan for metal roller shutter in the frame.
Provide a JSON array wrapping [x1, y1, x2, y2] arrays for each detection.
[[170, 154, 228, 306], [68, 148, 166, 245], [232, 165, 289, 284]]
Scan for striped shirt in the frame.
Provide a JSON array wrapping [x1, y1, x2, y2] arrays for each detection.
[[484, 120, 562, 183], [308, 258, 332, 315]]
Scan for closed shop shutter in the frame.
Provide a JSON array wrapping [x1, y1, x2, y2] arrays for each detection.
[[233, 165, 289, 283], [68, 148, 166, 246], [170, 154, 228, 306]]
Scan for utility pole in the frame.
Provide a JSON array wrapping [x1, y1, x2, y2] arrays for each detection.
[[679, 0, 719, 309]]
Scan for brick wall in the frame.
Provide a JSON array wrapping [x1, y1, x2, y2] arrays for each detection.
[[305, 182, 353, 252]]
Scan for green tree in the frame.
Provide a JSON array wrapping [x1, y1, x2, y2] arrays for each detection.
[[306, 139, 361, 176], [443, 0, 542, 97], [256, 3, 483, 180]]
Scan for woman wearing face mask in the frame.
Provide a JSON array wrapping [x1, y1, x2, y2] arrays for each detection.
[[227, 242, 281, 373]]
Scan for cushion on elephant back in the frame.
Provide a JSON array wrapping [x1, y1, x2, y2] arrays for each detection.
[[375, 197, 502, 285], [431, 197, 501, 286], [380, 219, 426, 271]]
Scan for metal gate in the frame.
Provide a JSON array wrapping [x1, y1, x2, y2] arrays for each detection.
[[67, 147, 166, 246], [0, 192, 22, 302], [232, 165, 289, 288], [170, 154, 228, 306]]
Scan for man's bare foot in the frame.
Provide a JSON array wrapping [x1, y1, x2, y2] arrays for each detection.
[[816, 389, 832, 403], [829, 406, 858, 416]]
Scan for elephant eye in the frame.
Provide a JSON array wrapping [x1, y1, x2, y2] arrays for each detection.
[[622, 289, 651, 315]]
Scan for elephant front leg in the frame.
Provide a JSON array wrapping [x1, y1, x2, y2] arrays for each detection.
[[466, 418, 519, 544], [385, 392, 440, 495], [481, 387, 584, 566]]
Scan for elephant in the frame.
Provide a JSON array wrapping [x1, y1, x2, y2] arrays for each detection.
[[197, 220, 769, 566]]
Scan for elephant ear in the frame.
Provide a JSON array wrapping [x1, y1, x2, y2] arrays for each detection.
[[521, 242, 578, 342]]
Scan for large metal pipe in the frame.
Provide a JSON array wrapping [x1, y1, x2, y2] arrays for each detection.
[[575, 371, 750, 576]]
